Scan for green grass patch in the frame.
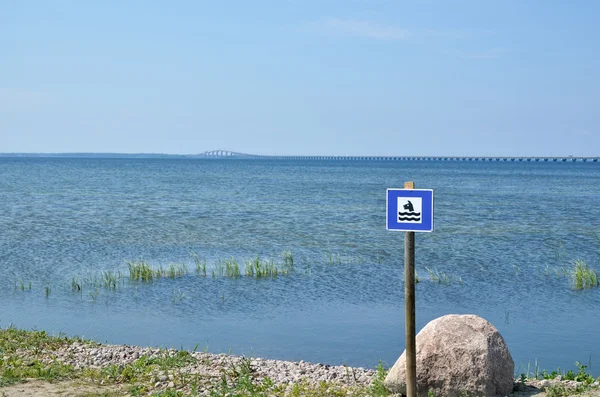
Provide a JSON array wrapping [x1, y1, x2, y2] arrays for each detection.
[[128, 261, 156, 282], [244, 256, 287, 279], [127, 262, 188, 283], [516, 358, 597, 383], [192, 254, 207, 276], [0, 327, 395, 397], [0, 327, 91, 386], [572, 260, 599, 290], [224, 257, 241, 278]]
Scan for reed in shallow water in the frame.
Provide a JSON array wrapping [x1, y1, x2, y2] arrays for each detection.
[[128, 261, 155, 282], [193, 254, 207, 276], [244, 256, 286, 278], [572, 260, 599, 290], [225, 257, 241, 278]]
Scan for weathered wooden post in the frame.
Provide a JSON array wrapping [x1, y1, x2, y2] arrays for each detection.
[[386, 181, 434, 397], [404, 181, 417, 397]]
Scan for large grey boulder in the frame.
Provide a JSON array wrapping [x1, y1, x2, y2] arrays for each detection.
[[384, 314, 514, 397]]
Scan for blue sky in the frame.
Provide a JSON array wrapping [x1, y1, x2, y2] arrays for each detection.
[[1, 1, 598, 156]]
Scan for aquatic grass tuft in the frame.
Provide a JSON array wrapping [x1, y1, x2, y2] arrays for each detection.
[[193, 253, 207, 276], [164, 263, 188, 279], [15, 279, 31, 292], [101, 270, 119, 290], [192, 252, 298, 279], [224, 257, 241, 278], [425, 268, 456, 285], [213, 259, 226, 278], [128, 261, 156, 282], [282, 250, 294, 269], [128, 261, 189, 282], [71, 277, 82, 292], [89, 288, 99, 302], [244, 257, 256, 277], [572, 260, 599, 290], [243, 256, 289, 279]]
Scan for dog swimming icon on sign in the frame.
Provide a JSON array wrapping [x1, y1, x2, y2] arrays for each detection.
[[398, 197, 422, 223]]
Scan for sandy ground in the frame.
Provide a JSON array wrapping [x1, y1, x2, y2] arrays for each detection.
[[0, 379, 127, 397], [3, 380, 600, 397]]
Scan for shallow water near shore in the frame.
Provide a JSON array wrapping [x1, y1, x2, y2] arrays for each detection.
[[1, 158, 599, 374]]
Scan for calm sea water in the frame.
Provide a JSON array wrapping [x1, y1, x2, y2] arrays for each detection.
[[1, 158, 599, 374]]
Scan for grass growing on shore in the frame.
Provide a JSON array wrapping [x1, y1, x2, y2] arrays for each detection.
[[5, 327, 600, 397], [0, 327, 389, 397], [518, 359, 599, 384], [0, 327, 85, 387], [516, 360, 600, 396]]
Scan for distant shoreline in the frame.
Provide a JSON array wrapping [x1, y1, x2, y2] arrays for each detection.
[[0, 153, 191, 159], [1, 153, 598, 162]]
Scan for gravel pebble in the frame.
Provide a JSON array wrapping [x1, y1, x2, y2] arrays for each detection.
[[29, 340, 377, 389]]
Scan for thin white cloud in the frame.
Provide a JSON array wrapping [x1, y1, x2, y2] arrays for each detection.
[[318, 18, 412, 41]]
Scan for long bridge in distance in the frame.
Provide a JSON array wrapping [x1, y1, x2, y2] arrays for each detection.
[[197, 150, 599, 162]]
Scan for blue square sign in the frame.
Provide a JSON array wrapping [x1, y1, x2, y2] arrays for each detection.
[[386, 188, 434, 232]]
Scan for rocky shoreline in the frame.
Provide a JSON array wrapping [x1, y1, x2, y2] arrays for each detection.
[[3, 328, 600, 396], [24, 339, 378, 394], [30, 342, 600, 395]]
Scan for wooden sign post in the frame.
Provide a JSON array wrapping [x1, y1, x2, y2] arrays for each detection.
[[403, 181, 417, 397], [386, 182, 434, 397]]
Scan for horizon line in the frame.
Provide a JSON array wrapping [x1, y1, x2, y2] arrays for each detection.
[[0, 152, 598, 159]]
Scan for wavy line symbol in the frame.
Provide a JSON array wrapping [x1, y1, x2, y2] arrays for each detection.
[[398, 211, 421, 222]]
